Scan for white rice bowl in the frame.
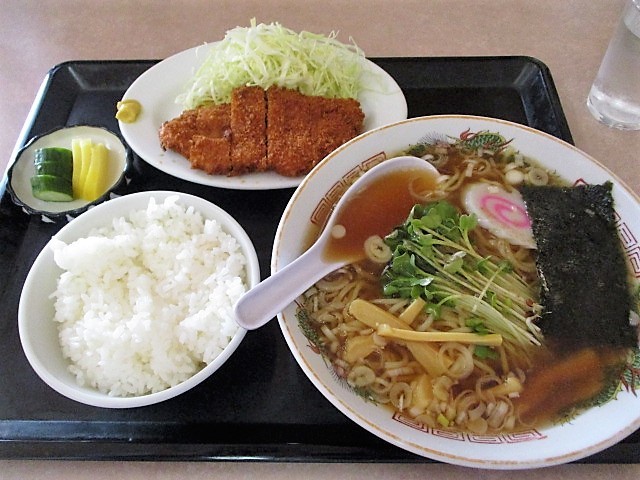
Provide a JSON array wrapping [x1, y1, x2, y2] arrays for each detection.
[[18, 191, 259, 408]]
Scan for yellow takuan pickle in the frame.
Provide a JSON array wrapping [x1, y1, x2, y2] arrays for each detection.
[[71, 139, 84, 198], [71, 138, 111, 201], [78, 139, 93, 198], [83, 142, 109, 201]]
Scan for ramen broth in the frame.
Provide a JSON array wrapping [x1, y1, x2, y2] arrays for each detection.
[[323, 167, 439, 262]]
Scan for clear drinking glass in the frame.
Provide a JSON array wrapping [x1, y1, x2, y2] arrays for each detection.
[[586, 0, 640, 130]]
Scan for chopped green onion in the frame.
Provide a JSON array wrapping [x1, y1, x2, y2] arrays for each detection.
[[437, 413, 450, 427]]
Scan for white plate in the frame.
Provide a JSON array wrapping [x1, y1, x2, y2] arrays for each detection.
[[273, 115, 640, 469], [18, 191, 260, 408], [119, 44, 408, 190]]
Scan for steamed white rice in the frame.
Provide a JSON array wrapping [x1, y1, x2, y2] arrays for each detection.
[[50, 195, 247, 397]]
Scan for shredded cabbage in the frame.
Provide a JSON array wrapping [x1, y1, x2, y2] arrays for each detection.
[[176, 20, 368, 109]]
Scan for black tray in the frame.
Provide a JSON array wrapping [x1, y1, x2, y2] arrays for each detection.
[[2, 56, 636, 463]]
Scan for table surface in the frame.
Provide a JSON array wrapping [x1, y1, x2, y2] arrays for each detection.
[[2, 0, 640, 478]]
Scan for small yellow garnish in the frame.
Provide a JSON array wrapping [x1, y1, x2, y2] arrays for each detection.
[[71, 138, 111, 201], [115, 99, 142, 123]]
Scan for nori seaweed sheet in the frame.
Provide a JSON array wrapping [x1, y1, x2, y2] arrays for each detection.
[[521, 182, 637, 350]]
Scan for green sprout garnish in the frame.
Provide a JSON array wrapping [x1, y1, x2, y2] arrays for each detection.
[[382, 201, 543, 355]]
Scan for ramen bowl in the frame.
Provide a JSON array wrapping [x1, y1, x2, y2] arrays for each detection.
[[19, 190, 259, 408], [272, 115, 640, 469]]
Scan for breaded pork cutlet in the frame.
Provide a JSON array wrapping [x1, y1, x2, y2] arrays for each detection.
[[230, 86, 267, 175], [158, 108, 199, 158], [159, 104, 232, 174], [189, 135, 232, 174], [159, 86, 364, 177], [266, 87, 364, 177], [196, 103, 231, 137]]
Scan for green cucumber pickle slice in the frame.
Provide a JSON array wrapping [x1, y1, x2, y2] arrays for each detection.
[[30, 174, 73, 202]]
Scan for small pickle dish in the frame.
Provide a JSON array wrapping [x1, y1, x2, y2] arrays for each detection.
[[6, 125, 131, 221]]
